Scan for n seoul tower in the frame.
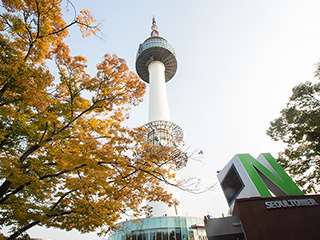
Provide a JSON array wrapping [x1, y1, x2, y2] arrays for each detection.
[[136, 17, 187, 217], [108, 18, 207, 240]]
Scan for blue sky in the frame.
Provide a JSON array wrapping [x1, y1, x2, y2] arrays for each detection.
[[27, 0, 320, 239]]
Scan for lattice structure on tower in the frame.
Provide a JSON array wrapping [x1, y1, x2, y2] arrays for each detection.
[[144, 120, 187, 170]]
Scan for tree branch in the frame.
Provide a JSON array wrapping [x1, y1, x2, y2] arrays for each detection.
[[18, 98, 103, 164], [51, 188, 78, 211], [7, 210, 74, 240], [39, 122, 49, 144], [0, 180, 11, 199], [7, 220, 40, 240], [0, 164, 86, 204]]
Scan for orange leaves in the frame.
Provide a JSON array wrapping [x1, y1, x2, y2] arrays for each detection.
[[0, 37, 149, 239], [0, 0, 100, 63], [1, 0, 24, 12], [93, 53, 146, 114], [1, 0, 66, 62], [0, 1, 182, 238], [76, 8, 100, 37]]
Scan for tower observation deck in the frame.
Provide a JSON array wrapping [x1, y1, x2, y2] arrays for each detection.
[[136, 16, 177, 83], [135, 17, 187, 217], [136, 36, 177, 83]]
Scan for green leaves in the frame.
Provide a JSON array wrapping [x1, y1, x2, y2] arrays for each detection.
[[267, 64, 320, 193]]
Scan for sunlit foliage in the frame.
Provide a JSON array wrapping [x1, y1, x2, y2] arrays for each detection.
[[0, 1, 183, 239]]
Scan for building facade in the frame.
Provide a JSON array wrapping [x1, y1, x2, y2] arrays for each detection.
[[110, 216, 206, 240]]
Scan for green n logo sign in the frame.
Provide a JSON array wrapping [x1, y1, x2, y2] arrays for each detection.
[[217, 153, 303, 208]]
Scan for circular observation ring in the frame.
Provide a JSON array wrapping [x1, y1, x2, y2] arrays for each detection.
[[136, 37, 177, 83], [144, 120, 183, 143], [143, 120, 187, 170]]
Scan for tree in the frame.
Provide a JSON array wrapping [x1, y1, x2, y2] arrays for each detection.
[[0, 1, 185, 239], [267, 63, 320, 193]]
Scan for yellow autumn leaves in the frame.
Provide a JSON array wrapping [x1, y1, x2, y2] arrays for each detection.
[[0, 1, 184, 239]]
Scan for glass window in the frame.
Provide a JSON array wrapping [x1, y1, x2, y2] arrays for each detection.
[[137, 231, 143, 240], [167, 217, 175, 227], [180, 218, 187, 227], [130, 221, 138, 231], [154, 217, 162, 228], [181, 228, 188, 240], [136, 223, 142, 230], [136, 230, 148, 240], [161, 228, 168, 240], [143, 230, 149, 240], [174, 217, 181, 227], [186, 218, 195, 228], [111, 217, 204, 240], [168, 228, 175, 240], [156, 229, 163, 240], [175, 228, 181, 240], [150, 230, 156, 240], [132, 231, 137, 240], [146, 218, 155, 228], [161, 217, 168, 227]]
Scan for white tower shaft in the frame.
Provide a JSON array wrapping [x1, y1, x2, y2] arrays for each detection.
[[147, 61, 181, 217], [147, 176, 182, 217], [136, 17, 187, 218], [148, 61, 170, 122]]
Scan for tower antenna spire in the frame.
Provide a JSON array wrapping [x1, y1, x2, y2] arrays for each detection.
[[151, 15, 159, 37]]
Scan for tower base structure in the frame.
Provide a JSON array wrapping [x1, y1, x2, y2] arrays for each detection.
[[109, 216, 207, 240]]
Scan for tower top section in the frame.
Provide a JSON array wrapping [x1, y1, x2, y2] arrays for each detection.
[[136, 17, 177, 83]]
